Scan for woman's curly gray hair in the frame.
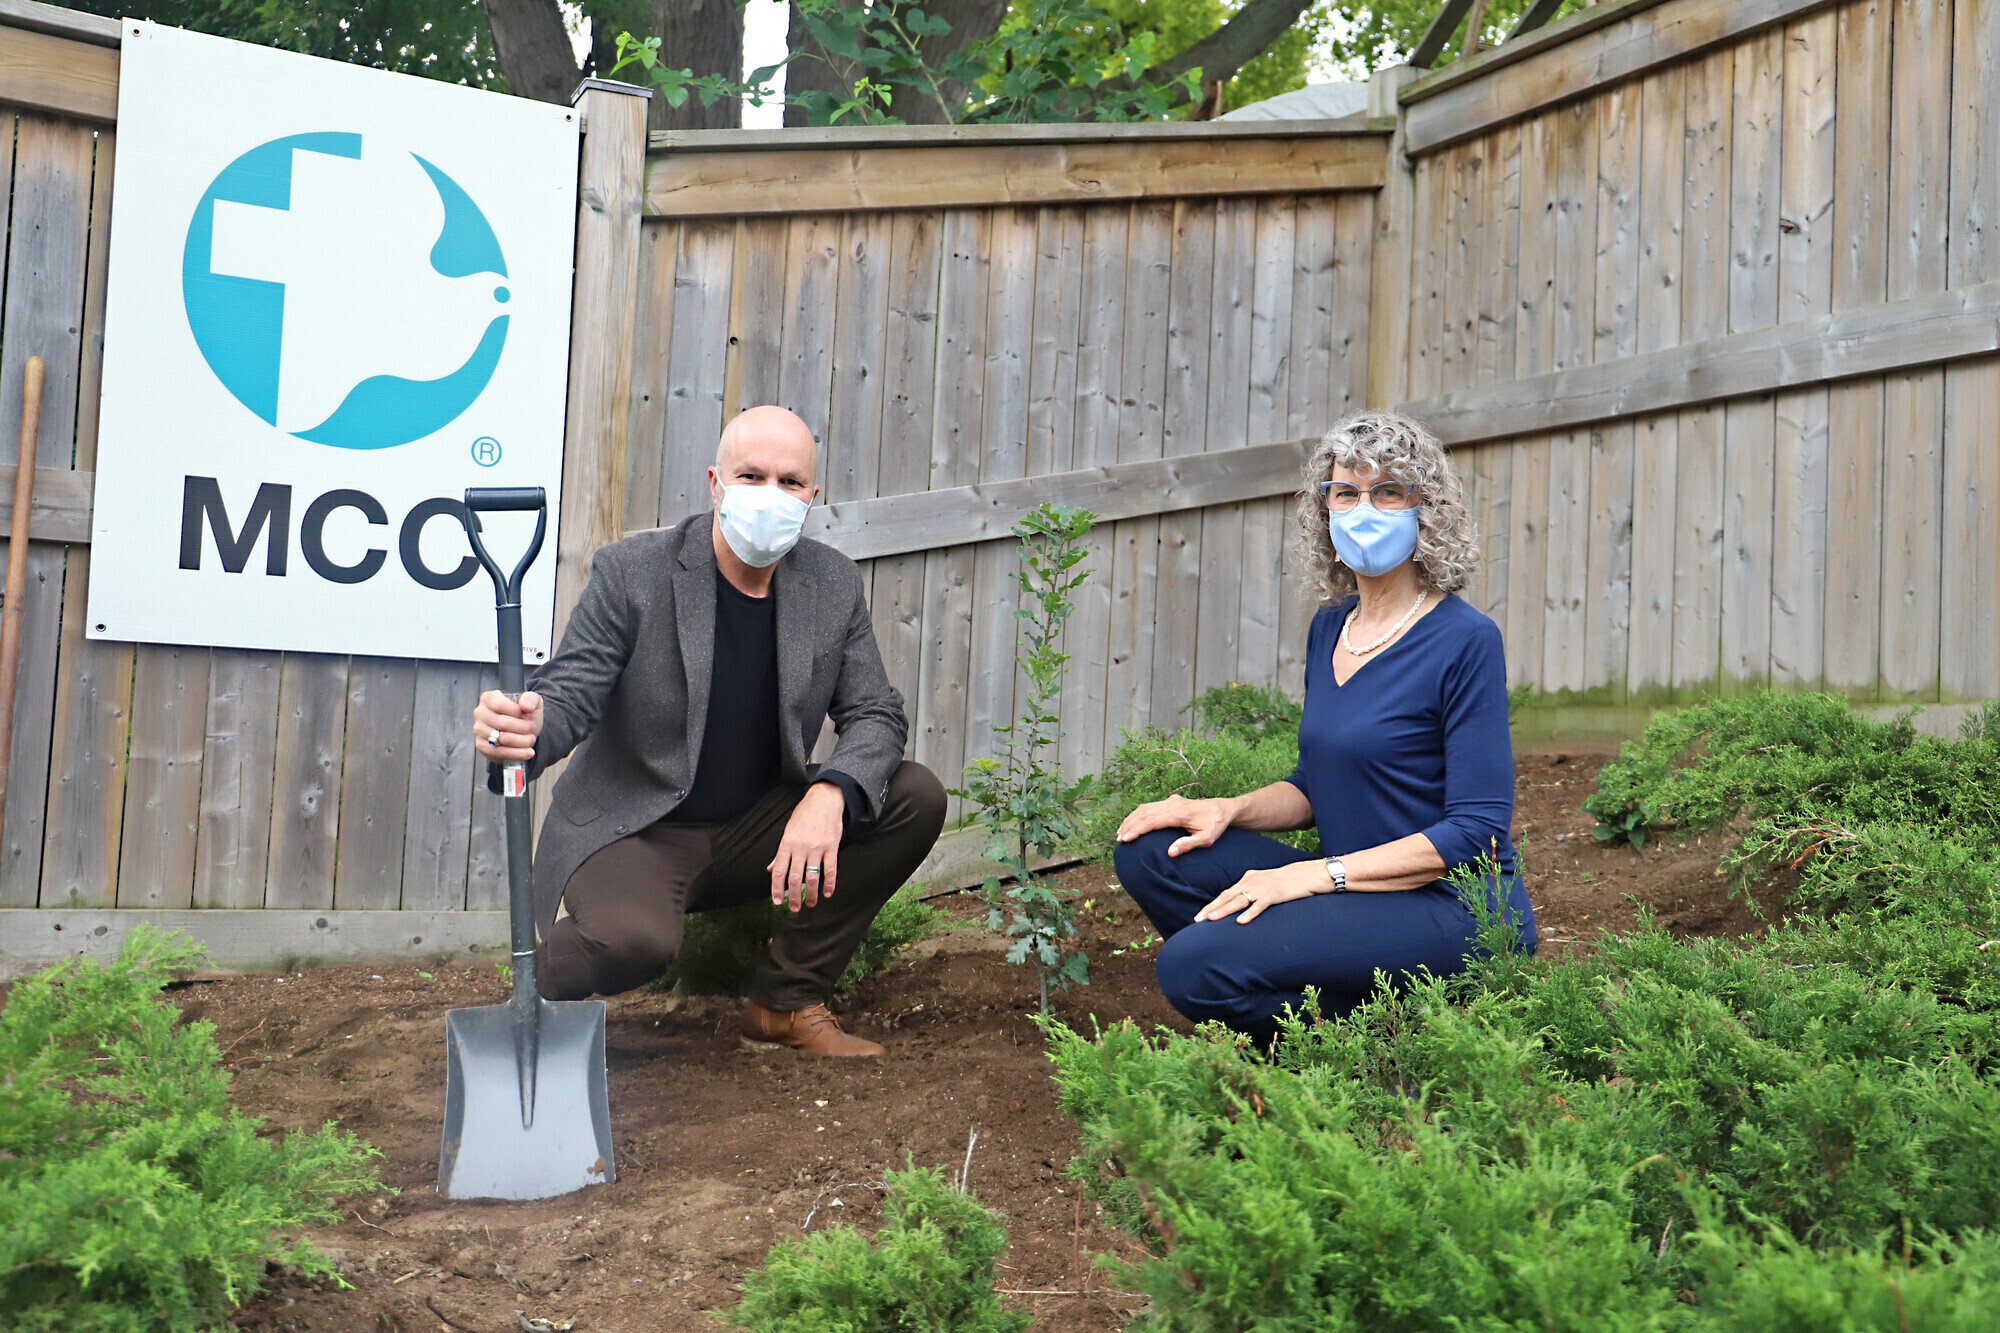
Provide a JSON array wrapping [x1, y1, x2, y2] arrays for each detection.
[[1295, 411, 1478, 602]]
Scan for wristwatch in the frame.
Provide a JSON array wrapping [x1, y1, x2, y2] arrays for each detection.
[[1323, 856, 1348, 893]]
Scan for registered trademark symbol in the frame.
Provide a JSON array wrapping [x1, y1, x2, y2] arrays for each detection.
[[471, 437, 502, 467]]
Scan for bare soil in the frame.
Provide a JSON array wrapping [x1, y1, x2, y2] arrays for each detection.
[[182, 749, 1758, 1333]]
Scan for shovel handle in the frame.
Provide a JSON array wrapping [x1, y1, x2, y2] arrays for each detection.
[[460, 488, 550, 1120], [460, 488, 547, 697]]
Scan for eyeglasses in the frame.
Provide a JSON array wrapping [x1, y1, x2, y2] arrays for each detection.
[[1317, 480, 1418, 512]]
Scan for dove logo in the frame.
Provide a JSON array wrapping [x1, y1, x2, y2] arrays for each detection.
[[182, 131, 512, 450]]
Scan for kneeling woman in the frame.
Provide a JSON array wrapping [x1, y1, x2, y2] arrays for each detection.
[[1115, 411, 1536, 1045]]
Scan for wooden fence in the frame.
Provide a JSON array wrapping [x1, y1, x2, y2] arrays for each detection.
[[1385, 0, 2000, 709], [3, 0, 1997, 968], [624, 122, 1386, 807]]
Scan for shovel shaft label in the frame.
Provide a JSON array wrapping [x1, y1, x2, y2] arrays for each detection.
[[502, 763, 526, 798]]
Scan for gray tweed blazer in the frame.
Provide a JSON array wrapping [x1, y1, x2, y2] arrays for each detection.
[[515, 511, 908, 938]]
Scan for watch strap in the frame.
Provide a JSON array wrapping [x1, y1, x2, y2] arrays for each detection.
[[1323, 856, 1348, 893]]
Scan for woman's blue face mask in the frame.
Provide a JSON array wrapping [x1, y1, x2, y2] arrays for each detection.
[[1328, 503, 1421, 577]]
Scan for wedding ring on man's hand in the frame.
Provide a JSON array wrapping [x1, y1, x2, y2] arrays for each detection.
[[804, 864, 822, 875], [487, 728, 501, 747]]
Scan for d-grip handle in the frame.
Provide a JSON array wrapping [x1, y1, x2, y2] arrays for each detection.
[[460, 488, 548, 699]]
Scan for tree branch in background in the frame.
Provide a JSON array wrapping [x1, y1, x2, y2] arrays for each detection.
[[652, 0, 746, 128], [785, 0, 867, 127], [887, 0, 1010, 125], [1136, 0, 1313, 93], [481, 0, 581, 102]]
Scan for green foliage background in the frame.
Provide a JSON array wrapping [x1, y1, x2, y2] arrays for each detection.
[[0, 928, 384, 1332]]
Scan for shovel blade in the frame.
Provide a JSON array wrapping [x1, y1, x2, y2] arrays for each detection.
[[439, 998, 615, 1200]]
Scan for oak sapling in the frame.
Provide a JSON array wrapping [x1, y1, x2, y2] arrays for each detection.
[[956, 503, 1097, 1015]]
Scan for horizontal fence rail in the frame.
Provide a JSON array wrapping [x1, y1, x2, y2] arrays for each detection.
[[1406, 281, 2000, 445], [632, 441, 1315, 560], [644, 125, 1390, 216]]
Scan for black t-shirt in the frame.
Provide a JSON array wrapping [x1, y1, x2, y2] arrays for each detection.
[[665, 568, 782, 824]]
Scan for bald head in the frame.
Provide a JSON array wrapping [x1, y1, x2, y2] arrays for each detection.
[[716, 406, 818, 481]]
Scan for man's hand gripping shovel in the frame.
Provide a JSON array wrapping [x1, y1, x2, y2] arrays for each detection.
[[438, 488, 615, 1200]]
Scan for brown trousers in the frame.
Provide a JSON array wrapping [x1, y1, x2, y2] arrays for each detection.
[[537, 761, 947, 1010]]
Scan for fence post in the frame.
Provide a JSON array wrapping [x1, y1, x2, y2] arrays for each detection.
[[535, 77, 650, 834], [554, 77, 652, 651], [1366, 64, 1419, 410]]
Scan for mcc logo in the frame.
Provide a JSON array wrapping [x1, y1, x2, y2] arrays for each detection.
[[182, 131, 512, 450]]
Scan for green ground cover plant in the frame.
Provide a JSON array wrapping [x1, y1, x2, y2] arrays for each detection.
[[0, 927, 383, 1332], [720, 1164, 1028, 1333], [1048, 692, 2000, 1329]]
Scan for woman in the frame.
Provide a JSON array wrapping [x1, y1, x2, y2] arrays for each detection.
[[1114, 411, 1536, 1045]]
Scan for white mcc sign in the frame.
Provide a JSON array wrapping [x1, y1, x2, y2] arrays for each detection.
[[88, 22, 580, 661]]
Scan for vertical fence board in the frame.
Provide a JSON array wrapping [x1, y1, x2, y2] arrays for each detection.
[[1408, 156, 1444, 400], [1942, 0, 2000, 700], [778, 214, 840, 442], [43, 126, 131, 909], [828, 212, 892, 507], [1028, 208, 1085, 478], [1672, 47, 1733, 696], [965, 209, 1038, 775], [656, 221, 735, 526], [1717, 31, 1783, 692], [0, 115, 91, 905], [915, 210, 989, 810], [264, 654, 350, 910], [1879, 0, 1952, 698], [193, 650, 280, 908], [465, 664, 506, 911], [1823, 0, 1892, 696], [400, 661, 480, 910], [1059, 204, 1126, 782], [333, 658, 417, 909], [1583, 82, 1641, 699], [1105, 201, 1175, 735], [1542, 99, 1597, 695], [1627, 64, 1686, 695], [1151, 199, 1217, 715], [1505, 437, 1551, 688], [868, 211, 943, 737], [623, 220, 676, 531], [1771, 11, 1837, 689], [1238, 196, 1295, 685], [116, 646, 209, 907], [1289, 195, 1341, 441], [1196, 199, 1256, 694], [726, 217, 788, 415]]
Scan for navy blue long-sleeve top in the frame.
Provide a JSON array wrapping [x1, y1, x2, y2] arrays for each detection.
[[1285, 593, 1534, 936]]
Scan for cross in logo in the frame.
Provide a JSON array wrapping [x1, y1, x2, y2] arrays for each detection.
[[471, 437, 502, 467]]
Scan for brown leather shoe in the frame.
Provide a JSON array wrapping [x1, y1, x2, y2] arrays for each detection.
[[739, 1001, 885, 1057]]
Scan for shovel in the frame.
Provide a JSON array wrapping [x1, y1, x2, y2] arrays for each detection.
[[438, 486, 615, 1201]]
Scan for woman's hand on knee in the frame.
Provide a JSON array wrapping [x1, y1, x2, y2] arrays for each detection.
[[1116, 794, 1234, 857], [1196, 862, 1324, 924]]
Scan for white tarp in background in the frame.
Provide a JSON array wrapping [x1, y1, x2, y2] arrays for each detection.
[[88, 21, 580, 662], [1220, 81, 1370, 121]]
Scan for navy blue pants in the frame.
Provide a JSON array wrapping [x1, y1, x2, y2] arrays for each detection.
[[1114, 828, 1497, 1044]]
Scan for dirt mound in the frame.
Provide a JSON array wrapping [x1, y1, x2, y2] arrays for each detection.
[[200, 751, 1750, 1332]]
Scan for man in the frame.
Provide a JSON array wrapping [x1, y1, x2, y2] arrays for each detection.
[[472, 405, 945, 1057]]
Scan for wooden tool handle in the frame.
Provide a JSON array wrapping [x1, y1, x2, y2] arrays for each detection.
[[0, 355, 47, 851]]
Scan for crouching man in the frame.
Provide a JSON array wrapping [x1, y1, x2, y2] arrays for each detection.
[[471, 405, 945, 1057]]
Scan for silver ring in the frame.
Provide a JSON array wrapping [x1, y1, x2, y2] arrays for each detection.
[[487, 728, 501, 747], [804, 864, 822, 875]]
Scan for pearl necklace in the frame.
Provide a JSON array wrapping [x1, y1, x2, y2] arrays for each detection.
[[1341, 589, 1428, 656]]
